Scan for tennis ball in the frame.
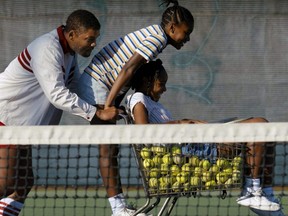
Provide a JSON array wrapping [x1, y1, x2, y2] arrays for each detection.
[[140, 147, 151, 159], [216, 158, 230, 169], [181, 163, 192, 172], [216, 172, 229, 184], [172, 154, 184, 165], [152, 155, 163, 167], [190, 176, 201, 186], [160, 163, 169, 174], [176, 172, 188, 183], [232, 163, 241, 171], [148, 178, 158, 188], [170, 164, 181, 176], [164, 175, 176, 185], [205, 180, 217, 190], [183, 182, 191, 192], [199, 159, 211, 171], [193, 167, 202, 177], [162, 153, 173, 165], [149, 168, 160, 178], [201, 171, 212, 182], [232, 170, 241, 182], [231, 156, 242, 170], [233, 156, 242, 164], [209, 164, 220, 174], [171, 145, 182, 155], [223, 167, 233, 177], [159, 176, 172, 185], [224, 178, 233, 188], [159, 181, 169, 193], [143, 159, 155, 169], [189, 156, 200, 167], [172, 181, 182, 192], [151, 146, 166, 155]]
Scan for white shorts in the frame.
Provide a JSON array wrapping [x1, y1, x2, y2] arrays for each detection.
[[77, 72, 109, 105]]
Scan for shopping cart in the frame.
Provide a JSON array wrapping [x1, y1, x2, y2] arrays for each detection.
[[118, 114, 245, 216]]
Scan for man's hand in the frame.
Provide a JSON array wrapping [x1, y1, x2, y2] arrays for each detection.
[[95, 106, 120, 121]]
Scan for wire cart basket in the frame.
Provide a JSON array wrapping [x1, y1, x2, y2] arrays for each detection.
[[119, 114, 245, 216], [132, 142, 245, 216]]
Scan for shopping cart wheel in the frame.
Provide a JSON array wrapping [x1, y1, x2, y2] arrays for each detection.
[[220, 190, 227, 199]]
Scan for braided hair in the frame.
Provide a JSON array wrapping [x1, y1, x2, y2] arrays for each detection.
[[160, 0, 194, 30], [131, 59, 165, 91]]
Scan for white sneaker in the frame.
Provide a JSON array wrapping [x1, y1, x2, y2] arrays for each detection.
[[237, 188, 280, 211], [112, 208, 148, 216], [249, 194, 285, 216], [250, 208, 286, 216]]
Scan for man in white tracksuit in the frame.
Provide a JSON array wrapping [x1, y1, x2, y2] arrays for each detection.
[[0, 9, 120, 216]]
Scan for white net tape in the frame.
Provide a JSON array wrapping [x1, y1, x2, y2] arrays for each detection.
[[1, 122, 288, 145]]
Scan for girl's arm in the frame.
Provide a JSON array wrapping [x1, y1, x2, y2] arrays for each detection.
[[133, 102, 150, 124], [104, 52, 147, 109]]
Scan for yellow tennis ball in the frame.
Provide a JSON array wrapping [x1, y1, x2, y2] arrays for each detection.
[[151, 146, 166, 155], [232, 170, 241, 182], [199, 159, 211, 171], [223, 167, 233, 177], [143, 158, 155, 169], [205, 180, 217, 189], [216, 172, 229, 184], [149, 168, 160, 178], [216, 158, 230, 169], [190, 176, 201, 186], [152, 155, 163, 166], [170, 164, 181, 176], [162, 153, 173, 164], [171, 145, 182, 155], [224, 178, 233, 188], [172, 181, 182, 192], [201, 171, 212, 182], [176, 172, 188, 184], [189, 156, 200, 167], [193, 167, 202, 177], [181, 163, 192, 172], [160, 163, 169, 174], [172, 154, 184, 165], [148, 178, 158, 188], [209, 164, 220, 174], [140, 147, 151, 159]]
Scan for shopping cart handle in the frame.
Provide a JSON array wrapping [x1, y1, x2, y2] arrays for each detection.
[[117, 113, 133, 124]]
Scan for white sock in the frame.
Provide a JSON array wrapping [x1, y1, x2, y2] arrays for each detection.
[[108, 193, 126, 214], [252, 178, 261, 191], [0, 197, 23, 216]]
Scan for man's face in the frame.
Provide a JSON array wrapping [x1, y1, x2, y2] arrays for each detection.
[[70, 28, 100, 57]]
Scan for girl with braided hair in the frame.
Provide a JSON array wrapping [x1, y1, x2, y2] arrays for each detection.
[[127, 60, 284, 216], [77, 1, 194, 215]]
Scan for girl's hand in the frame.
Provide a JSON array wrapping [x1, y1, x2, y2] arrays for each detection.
[[179, 119, 207, 124]]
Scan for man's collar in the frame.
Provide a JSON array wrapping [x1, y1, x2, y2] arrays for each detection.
[[57, 25, 74, 54]]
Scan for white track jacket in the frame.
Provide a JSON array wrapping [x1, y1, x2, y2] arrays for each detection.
[[0, 26, 96, 125]]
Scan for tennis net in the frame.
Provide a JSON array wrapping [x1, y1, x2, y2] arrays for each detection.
[[0, 122, 287, 216]]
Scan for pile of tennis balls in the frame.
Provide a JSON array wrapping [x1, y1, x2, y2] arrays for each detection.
[[139, 145, 243, 194]]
